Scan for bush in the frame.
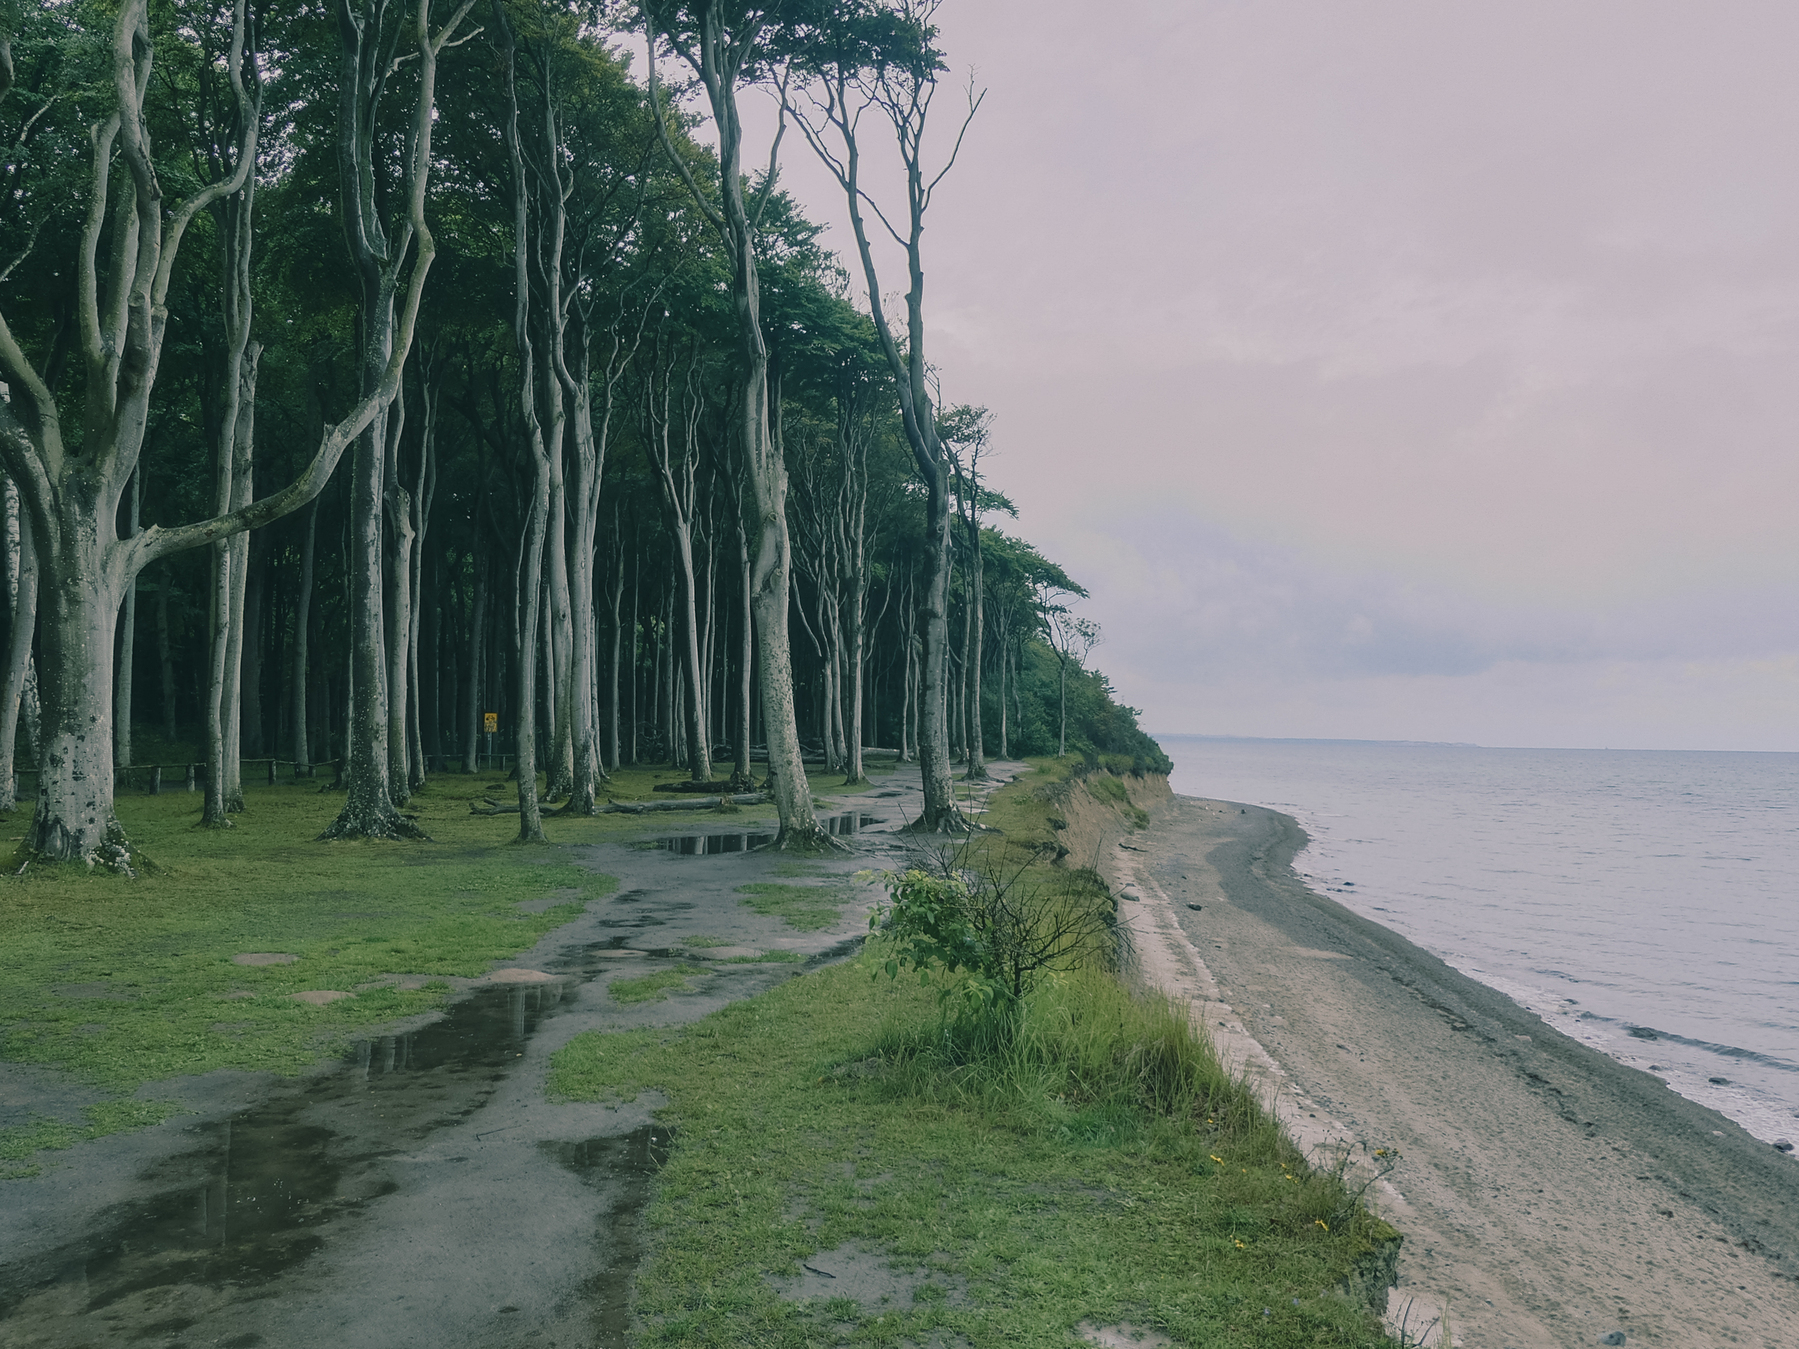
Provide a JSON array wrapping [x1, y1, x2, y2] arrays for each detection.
[[872, 843, 1118, 1032]]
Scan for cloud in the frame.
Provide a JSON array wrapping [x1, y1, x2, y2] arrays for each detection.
[[1057, 506, 1799, 694], [752, 0, 1799, 749]]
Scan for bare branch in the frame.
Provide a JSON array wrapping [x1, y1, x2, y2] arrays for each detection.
[[0, 218, 42, 286], [76, 114, 122, 372], [923, 78, 983, 206], [130, 0, 474, 575], [152, 0, 260, 311], [749, 64, 789, 232], [0, 342, 59, 512], [645, 12, 726, 243]]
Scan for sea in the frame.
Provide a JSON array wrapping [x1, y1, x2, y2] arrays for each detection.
[[1159, 735, 1799, 1146]]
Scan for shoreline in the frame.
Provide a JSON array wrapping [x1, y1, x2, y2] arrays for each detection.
[[1113, 792, 1799, 1349]]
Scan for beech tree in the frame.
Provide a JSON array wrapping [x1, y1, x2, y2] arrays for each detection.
[[788, 0, 981, 831], [0, 0, 467, 866], [0, 0, 1171, 865], [321, 0, 477, 841], [641, 0, 826, 848]]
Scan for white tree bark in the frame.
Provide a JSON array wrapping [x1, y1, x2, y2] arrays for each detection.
[[646, 3, 823, 848], [0, 0, 464, 864], [0, 477, 36, 812]]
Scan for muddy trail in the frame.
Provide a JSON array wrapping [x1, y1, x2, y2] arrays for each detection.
[[0, 773, 963, 1349]]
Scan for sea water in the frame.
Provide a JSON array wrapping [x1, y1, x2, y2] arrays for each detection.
[[1160, 736, 1799, 1146]]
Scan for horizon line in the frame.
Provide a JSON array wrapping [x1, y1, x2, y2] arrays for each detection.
[[1148, 733, 1799, 755]]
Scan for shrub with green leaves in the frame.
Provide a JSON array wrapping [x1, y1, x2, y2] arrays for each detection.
[[873, 846, 1117, 1029]]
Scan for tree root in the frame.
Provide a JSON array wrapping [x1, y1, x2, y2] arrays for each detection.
[[766, 826, 847, 854], [903, 808, 975, 837], [316, 810, 432, 842]]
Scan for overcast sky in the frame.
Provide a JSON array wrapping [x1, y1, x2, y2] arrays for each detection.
[[736, 0, 1799, 751]]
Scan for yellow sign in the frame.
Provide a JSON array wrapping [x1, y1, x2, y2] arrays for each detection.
[[483, 712, 498, 734]]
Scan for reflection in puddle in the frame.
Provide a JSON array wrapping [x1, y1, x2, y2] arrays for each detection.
[[544, 1126, 674, 1347], [657, 813, 881, 854], [3, 980, 572, 1329]]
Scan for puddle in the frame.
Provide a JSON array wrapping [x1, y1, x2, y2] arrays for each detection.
[[544, 1126, 674, 1346], [1, 863, 870, 1344], [657, 813, 881, 854], [1, 977, 580, 1332]]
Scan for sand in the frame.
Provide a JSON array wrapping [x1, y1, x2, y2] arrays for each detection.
[[1111, 794, 1799, 1349]]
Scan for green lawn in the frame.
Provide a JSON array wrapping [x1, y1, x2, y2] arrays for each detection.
[[548, 760, 1399, 1347], [550, 954, 1397, 1349], [0, 771, 625, 1175]]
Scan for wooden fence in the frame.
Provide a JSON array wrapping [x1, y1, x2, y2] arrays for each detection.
[[8, 754, 518, 795]]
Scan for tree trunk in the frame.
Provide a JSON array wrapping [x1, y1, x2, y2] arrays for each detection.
[[205, 334, 258, 825], [963, 529, 986, 779], [562, 349, 606, 813], [404, 363, 436, 792], [628, 548, 639, 764], [222, 353, 258, 812], [646, 8, 821, 848], [321, 0, 468, 842], [205, 168, 259, 827], [26, 498, 132, 864], [114, 470, 140, 769], [463, 551, 486, 772], [0, 483, 37, 812], [242, 541, 265, 760], [730, 500, 753, 790], [382, 380, 414, 806], [513, 468, 549, 839], [545, 416, 575, 799], [292, 499, 316, 774], [995, 618, 1008, 760], [1058, 655, 1068, 758], [605, 525, 624, 775], [157, 574, 177, 743]]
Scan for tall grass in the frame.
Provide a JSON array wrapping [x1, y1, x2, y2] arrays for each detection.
[[872, 960, 1279, 1152]]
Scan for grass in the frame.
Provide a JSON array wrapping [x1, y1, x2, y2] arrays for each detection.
[[735, 882, 848, 932], [548, 762, 1399, 1348], [611, 966, 714, 1005], [0, 1100, 188, 1180], [550, 955, 1396, 1348], [0, 770, 626, 1174], [0, 756, 872, 1177], [717, 951, 804, 964]]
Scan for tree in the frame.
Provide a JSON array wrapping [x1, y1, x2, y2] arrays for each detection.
[[0, 0, 464, 866], [788, 0, 982, 831], [941, 402, 1006, 778], [1045, 610, 1099, 759], [642, 0, 826, 848], [319, 0, 477, 841]]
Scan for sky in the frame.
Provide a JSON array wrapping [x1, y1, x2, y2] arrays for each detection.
[[725, 0, 1799, 751]]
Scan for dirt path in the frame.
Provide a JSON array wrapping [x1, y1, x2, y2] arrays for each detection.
[[0, 774, 942, 1349], [1112, 794, 1799, 1349]]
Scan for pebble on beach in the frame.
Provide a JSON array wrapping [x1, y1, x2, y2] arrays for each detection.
[[1187, 902, 1203, 911], [1599, 1332, 1627, 1346]]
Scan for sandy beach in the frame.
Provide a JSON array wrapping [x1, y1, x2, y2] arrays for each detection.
[[1110, 792, 1799, 1349]]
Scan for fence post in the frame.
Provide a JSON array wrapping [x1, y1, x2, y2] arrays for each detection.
[[186, 763, 196, 793], [150, 766, 161, 796], [267, 759, 276, 785]]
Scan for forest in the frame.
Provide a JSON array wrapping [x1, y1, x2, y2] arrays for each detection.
[[0, 0, 1168, 867]]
